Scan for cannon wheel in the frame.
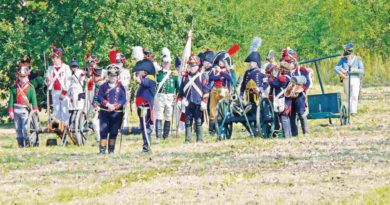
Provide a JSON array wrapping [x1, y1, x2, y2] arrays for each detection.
[[340, 104, 348, 126], [26, 110, 40, 147], [215, 99, 231, 140], [74, 110, 89, 145], [256, 98, 275, 138]]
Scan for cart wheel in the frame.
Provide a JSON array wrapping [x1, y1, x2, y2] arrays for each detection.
[[74, 110, 89, 145], [26, 110, 40, 147], [224, 122, 233, 139], [340, 104, 348, 126], [256, 98, 275, 138], [215, 99, 230, 140]]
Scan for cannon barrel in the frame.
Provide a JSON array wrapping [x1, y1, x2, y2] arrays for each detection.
[[299, 53, 341, 65]]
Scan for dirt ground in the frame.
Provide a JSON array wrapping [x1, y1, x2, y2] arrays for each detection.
[[0, 86, 389, 205]]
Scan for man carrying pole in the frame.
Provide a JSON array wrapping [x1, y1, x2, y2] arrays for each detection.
[[133, 59, 156, 153], [177, 54, 210, 143], [334, 43, 364, 117]]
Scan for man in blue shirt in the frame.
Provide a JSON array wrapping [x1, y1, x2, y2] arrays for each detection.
[[334, 43, 364, 115], [97, 64, 127, 154]]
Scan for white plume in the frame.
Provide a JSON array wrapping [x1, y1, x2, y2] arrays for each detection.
[[131, 46, 144, 62], [162, 47, 172, 63], [250, 37, 262, 53]]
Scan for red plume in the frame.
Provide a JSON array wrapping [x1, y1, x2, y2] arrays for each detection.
[[85, 53, 91, 59], [227, 43, 240, 56], [205, 47, 211, 51], [50, 45, 56, 49], [109, 50, 119, 64]]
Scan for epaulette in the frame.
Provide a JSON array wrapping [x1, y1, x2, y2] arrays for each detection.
[[171, 70, 179, 76], [145, 74, 155, 81], [300, 66, 308, 73]]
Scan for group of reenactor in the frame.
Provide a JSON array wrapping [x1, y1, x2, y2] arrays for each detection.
[[7, 39, 364, 153]]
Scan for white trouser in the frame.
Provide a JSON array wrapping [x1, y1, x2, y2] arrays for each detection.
[[92, 109, 100, 141], [52, 90, 70, 124], [154, 93, 175, 121], [69, 88, 85, 111], [87, 90, 94, 113], [122, 90, 130, 128], [343, 76, 360, 114]]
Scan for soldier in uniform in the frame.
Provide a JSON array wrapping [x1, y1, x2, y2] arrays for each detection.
[[109, 50, 131, 129], [198, 48, 215, 76], [177, 55, 210, 143], [263, 50, 278, 98], [133, 59, 156, 152], [85, 53, 101, 112], [268, 62, 292, 137], [8, 66, 38, 147], [68, 59, 86, 112], [96, 64, 127, 154], [155, 48, 180, 140], [45, 46, 72, 130], [281, 48, 311, 136], [91, 67, 106, 141], [19, 55, 45, 109], [240, 37, 268, 106], [263, 50, 278, 76], [334, 43, 364, 115], [208, 53, 233, 135]]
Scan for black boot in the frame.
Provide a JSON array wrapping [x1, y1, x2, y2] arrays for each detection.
[[142, 127, 152, 152], [185, 124, 192, 143], [99, 139, 107, 154], [17, 138, 24, 148], [108, 139, 116, 154], [163, 121, 171, 139], [195, 119, 203, 142], [298, 113, 309, 135], [209, 120, 215, 135], [155, 119, 163, 139]]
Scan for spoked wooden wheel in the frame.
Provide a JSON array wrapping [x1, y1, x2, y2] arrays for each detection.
[[74, 110, 89, 145], [256, 98, 275, 138], [215, 99, 231, 140], [26, 110, 40, 147], [340, 104, 348, 126]]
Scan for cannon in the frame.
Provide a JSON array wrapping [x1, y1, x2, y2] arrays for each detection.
[[215, 91, 275, 140]]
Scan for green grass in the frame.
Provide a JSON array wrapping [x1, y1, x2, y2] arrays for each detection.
[[339, 186, 390, 205], [54, 167, 176, 202]]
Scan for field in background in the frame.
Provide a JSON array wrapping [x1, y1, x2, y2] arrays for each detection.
[[0, 85, 389, 204]]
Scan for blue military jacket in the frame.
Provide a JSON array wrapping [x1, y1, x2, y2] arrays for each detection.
[[97, 82, 127, 111], [240, 67, 268, 96], [135, 74, 156, 108], [178, 71, 210, 105]]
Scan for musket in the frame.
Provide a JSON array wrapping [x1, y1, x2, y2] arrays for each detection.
[[43, 51, 52, 124]]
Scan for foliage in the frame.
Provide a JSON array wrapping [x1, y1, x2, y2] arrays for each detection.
[[0, 0, 388, 87]]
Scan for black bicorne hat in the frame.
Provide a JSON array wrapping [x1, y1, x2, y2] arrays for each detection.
[[132, 59, 155, 75]]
